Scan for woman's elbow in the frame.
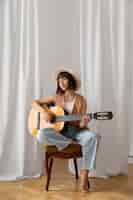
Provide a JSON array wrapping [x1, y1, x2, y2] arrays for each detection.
[[31, 100, 38, 107]]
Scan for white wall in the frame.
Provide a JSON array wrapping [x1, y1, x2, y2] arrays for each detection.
[[38, 0, 80, 95]]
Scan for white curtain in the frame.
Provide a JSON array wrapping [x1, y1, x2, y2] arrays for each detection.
[[0, 0, 43, 180], [69, 0, 132, 177], [128, 0, 133, 161]]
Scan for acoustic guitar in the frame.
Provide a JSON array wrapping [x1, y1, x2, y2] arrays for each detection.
[[28, 105, 113, 137]]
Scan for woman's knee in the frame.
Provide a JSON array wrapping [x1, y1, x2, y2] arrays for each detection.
[[83, 131, 98, 144], [85, 130, 97, 138], [37, 129, 50, 143]]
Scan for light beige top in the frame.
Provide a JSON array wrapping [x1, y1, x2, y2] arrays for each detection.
[[63, 97, 76, 114]]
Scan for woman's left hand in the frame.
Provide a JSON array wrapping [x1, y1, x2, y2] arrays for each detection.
[[80, 115, 91, 127]]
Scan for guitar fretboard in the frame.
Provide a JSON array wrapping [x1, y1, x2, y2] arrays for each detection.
[[55, 113, 92, 123]]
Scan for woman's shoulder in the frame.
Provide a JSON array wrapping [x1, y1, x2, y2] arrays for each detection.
[[55, 93, 64, 99], [75, 92, 86, 101], [55, 94, 64, 104]]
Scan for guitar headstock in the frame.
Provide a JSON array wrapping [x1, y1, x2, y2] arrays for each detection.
[[89, 111, 113, 120]]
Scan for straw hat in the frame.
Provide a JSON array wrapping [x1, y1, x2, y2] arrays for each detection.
[[53, 66, 81, 90]]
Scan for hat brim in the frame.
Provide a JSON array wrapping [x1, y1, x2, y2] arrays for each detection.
[[54, 66, 81, 90]]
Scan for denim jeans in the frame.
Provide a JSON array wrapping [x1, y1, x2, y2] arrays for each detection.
[[37, 125, 100, 171]]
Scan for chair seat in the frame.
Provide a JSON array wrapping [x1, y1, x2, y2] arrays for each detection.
[[44, 143, 82, 158]]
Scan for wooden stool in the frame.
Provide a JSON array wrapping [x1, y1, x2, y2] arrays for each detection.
[[43, 143, 82, 191]]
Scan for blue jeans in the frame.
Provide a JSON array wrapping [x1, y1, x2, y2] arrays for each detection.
[[37, 126, 100, 171]]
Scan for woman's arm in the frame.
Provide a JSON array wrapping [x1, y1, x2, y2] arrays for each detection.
[[79, 96, 88, 128], [80, 96, 87, 114], [70, 95, 88, 128], [31, 96, 56, 114]]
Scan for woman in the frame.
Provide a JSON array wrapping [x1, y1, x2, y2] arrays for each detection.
[[31, 69, 99, 192]]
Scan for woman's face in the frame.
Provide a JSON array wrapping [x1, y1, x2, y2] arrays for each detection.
[[58, 77, 69, 91]]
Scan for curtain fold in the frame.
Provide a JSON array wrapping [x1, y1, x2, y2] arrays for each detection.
[[69, 0, 131, 177], [0, 0, 43, 180]]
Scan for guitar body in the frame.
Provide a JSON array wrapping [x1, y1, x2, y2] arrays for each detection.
[[28, 106, 65, 136]]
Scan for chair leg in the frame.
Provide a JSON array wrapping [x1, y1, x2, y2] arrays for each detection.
[[45, 153, 49, 175], [45, 157, 53, 191], [88, 180, 90, 189], [73, 158, 79, 179]]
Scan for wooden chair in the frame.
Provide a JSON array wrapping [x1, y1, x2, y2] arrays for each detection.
[[43, 143, 83, 191]]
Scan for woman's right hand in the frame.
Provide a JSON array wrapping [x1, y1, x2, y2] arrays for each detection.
[[42, 111, 55, 123]]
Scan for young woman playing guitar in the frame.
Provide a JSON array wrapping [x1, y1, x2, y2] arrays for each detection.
[[31, 69, 100, 192]]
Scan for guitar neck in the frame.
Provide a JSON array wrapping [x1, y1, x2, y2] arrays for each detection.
[[55, 113, 92, 123]]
